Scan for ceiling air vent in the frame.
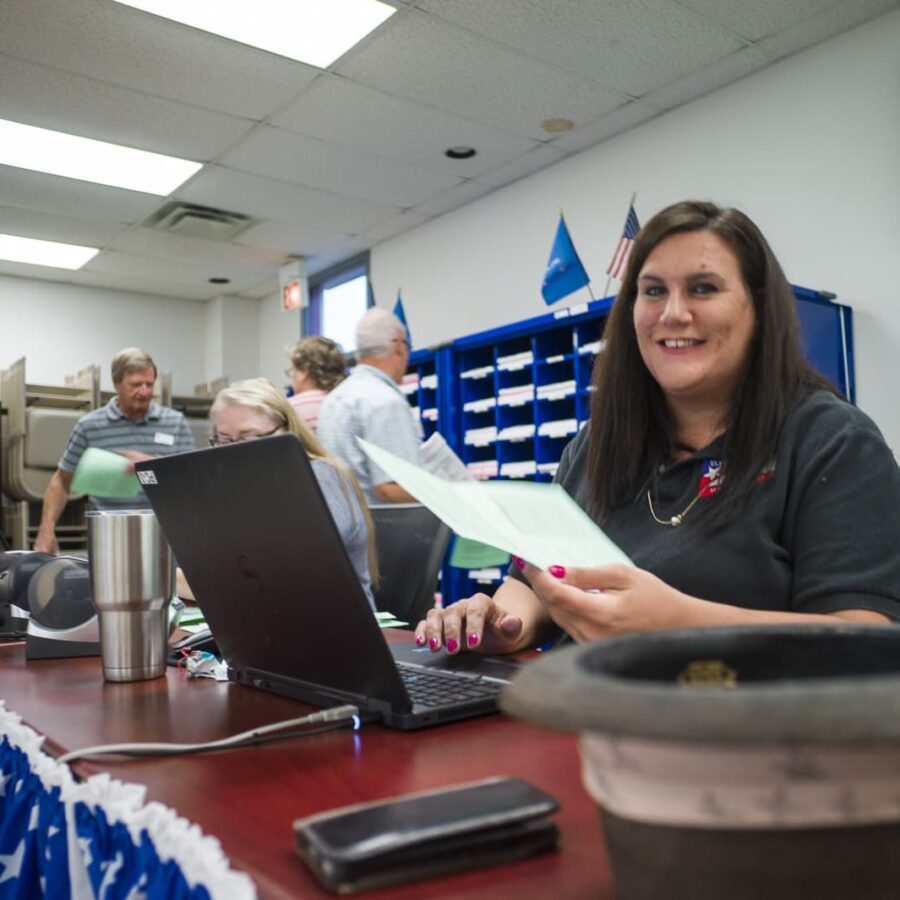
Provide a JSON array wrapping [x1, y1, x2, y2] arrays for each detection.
[[146, 202, 255, 241]]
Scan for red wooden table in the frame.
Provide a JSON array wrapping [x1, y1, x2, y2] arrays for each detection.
[[0, 636, 612, 898]]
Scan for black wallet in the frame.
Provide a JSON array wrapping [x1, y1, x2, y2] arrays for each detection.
[[293, 776, 560, 894]]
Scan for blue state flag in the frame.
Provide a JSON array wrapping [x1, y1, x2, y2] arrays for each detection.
[[393, 293, 412, 348], [541, 214, 590, 305]]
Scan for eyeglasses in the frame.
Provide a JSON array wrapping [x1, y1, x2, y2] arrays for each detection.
[[209, 427, 283, 447]]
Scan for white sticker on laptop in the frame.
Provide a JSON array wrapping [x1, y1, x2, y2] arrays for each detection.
[[154, 432, 175, 446], [137, 470, 158, 485]]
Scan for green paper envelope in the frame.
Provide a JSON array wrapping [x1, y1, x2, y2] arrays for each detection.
[[71, 447, 142, 499]]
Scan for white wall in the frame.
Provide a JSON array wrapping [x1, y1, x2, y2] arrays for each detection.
[[0, 274, 207, 394], [205, 294, 263, 386], [370, 8, 900, 451], [0, 270, 297, 405], [257, 292, 301, 392]]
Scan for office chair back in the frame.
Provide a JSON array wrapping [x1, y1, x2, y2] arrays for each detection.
[[369, 504, 451, 623]]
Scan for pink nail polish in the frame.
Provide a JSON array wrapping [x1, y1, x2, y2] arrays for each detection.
[[467, 633, 479, 647], [549, 564, 566, 578], [512, 556, 525, 569], [447, 638, 459, 653], [415, 633, 426, 646], [429, 637, 440, 651]]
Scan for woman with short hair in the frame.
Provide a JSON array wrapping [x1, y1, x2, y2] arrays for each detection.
[[285, 337, 347, 433]]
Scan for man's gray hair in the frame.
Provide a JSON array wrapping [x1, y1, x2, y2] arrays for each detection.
[[111, 347, 157, 384], [355, 308, 405, 358]]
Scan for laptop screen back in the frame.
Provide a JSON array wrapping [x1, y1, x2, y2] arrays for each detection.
[[135, 436, 409, 710]]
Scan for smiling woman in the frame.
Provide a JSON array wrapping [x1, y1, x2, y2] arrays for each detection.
[[415, 199, 900, 656], [633, 230, 757, 437]]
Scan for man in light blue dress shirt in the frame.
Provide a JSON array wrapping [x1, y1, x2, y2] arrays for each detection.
[[318, 309, 422, 504]]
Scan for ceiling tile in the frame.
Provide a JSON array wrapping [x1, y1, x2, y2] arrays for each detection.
[[416, 0, 745, 97], [0, 165, 161, 224], [549, 99, 663, 153], [0, 204, 125, 247], [0, 55, 253, 161], [236, 220, 351, 257], [475, 144, 569, 189], [336, 8, 628, 140], [235, 276, 279, 301], [360, 210, 430, 245], [0, 259, 214, 299], [221, 125, 463, 207], [756, 0, 900, 61], [85, 248, 270, 293], [642, 45, 771, 111], [271, 74, 540, 177], [0, 0, 317, 119], [107, 227, 287, 268], [406, 180, 496, 220], [674, 0, 845, 42], [176, 166, 397, 234]]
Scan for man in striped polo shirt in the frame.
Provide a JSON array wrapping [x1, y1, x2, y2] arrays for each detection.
[[34, 348, 194, 554]]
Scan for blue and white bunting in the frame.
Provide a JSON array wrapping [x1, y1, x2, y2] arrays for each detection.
[[0, 702, 255, 900]]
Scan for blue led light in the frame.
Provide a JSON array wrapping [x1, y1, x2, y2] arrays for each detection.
[[352, 714, 361, 731]]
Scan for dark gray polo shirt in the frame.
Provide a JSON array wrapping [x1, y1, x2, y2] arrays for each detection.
[[59, 399, 195, 510], [514, 390, 900, 620]]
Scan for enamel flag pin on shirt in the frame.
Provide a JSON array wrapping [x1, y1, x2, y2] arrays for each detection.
[[541, 213, 592, 305]]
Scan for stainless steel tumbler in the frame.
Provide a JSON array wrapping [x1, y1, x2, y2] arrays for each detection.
[[87, 510, 174, 682]]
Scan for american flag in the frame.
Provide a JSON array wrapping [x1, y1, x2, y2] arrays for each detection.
[[605, 203, 640, 281]]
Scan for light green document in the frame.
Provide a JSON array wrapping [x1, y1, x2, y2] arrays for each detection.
[[359, 440, 632, 571], [449, 536, 510, 569], [71, 447, 142, 499]]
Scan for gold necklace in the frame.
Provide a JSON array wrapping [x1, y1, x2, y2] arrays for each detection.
[[646, 485, 705, 527]]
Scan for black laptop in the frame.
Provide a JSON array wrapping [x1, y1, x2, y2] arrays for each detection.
[[135, 435, 519, 730]]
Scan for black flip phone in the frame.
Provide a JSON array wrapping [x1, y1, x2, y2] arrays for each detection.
[[293, 776, 559, 894]]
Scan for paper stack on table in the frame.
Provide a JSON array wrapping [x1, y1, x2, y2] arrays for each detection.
[[360, 439, 632, 571]]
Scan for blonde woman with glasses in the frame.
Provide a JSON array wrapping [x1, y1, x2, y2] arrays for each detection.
[[206, 378, 377, 610]]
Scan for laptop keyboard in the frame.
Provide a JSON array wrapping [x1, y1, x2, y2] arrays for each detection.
[[397, 663, 504, 708]]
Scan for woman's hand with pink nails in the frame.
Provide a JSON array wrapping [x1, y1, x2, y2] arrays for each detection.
[[518, 561, 693, 643], [414, 593, 525, 656]]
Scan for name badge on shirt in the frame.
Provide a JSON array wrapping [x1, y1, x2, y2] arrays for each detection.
[[154, 432, 175, 447]]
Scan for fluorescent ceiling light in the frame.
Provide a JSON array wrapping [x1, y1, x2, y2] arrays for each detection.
[[0, 119, 202, 196], [0, 234, 99, 270], [112, 0, 396, 68]]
